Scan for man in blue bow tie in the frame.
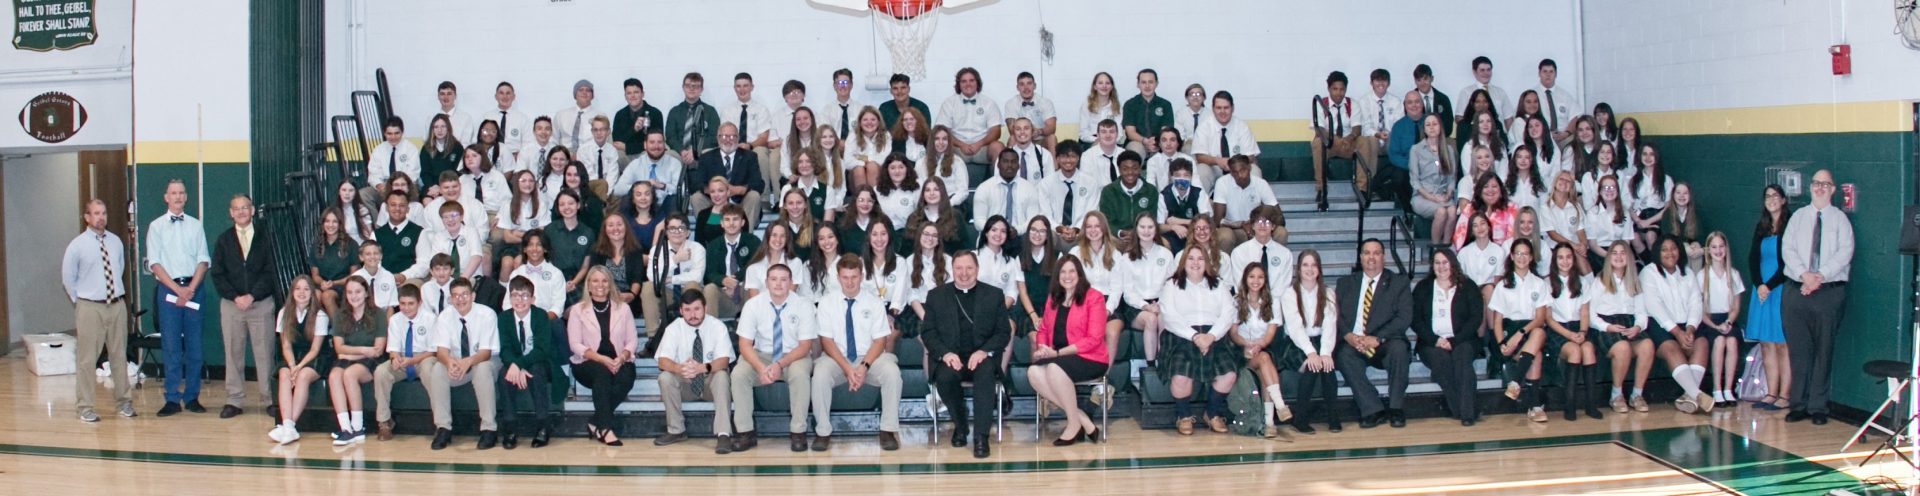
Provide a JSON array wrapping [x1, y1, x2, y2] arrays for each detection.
[[937, 67, 1004, 166], [145, 179, 212, 417]]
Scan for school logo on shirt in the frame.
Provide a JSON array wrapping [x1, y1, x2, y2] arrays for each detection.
[[379, 281, 394, 293], [1156, 256, 1167, 267], [540, 268, 553, 281], [899, 197, 912, 208], [861, 309, 874, 320], [1231, 145, 1242, 154], [1136, 197, 1149, 208], [975, 107, 985, 116], [1530, 290, 1540, 301], [577, 235, 589, 246], [510, 128, 521, 137], [399, 153, 411, 164], [1075, 186, 1087, 196], [401, 237, 413, 247], [1486, 255, 1497, 267]]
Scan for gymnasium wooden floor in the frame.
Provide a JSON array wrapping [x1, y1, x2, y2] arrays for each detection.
[[1, 357, 1909, 495]]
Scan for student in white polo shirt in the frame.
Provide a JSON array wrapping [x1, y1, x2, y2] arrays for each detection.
[[372, 284, 435, 441], [363, 117, 421, 212], [1174, 84, 1208, 154], [936, 67, 1004, 165], [427, 81, 477, 145], [1193, 91, 1259, 180], [1003, 71, 1058, 149], [576, 116, 623, 199], [1353, 69, 1401, 196], [1145, 127, 1200, 195], [512, 117, 557, 177], [770, 79, 807, 151], [506, 231, 565, 319], [350, 241, 399, 310], [553, 79, 607, 153], [1532, 59, 1581, 146], [730, 263, 818, 453], [1211, 155, 1279, 250], [1005, 118, 1054, 182]]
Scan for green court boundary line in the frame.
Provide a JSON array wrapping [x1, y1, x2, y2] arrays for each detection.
[[0, 424, 1866, 488]]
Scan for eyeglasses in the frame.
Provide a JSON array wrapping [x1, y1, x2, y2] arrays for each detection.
[[668, 226, 687, 233], [1811, 180, 1835, 188], [834, 80, 852, 88]]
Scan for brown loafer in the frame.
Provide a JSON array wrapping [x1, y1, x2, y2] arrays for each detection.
[[1207, 415, 1229, 433], [376, 420, 395, 441], [789, 433, 809, 452], [810, 435, 831, 452], [1176, 417, 1196, 436], [878, 431, 900, 451]]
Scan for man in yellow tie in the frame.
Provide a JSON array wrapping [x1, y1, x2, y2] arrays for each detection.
[[210, 194, 280, 419], [1332, 239, 1413, 429]]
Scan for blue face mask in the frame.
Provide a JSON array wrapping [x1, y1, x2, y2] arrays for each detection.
[[1172, 178, 1191, 190]]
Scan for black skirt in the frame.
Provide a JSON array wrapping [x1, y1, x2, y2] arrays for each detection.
[[1705, 312, 1740, 339], [1270, 339, 1310, 373], [1034, 355, 1108, 383], [1546, 320, 1593, 353], [1594, 314, 1646, 352], [1635, 208, 1662, 234]]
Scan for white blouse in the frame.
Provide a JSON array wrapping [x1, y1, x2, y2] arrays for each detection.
[[1583, 202, 1633, 247], [1626, 173, 1675, 212], [1281, 285, 1339, 357], [1232, 297, 1281, 343], [1586, 276, 1648, 333], [903, 252, 953, 306], [1457, 241, 1507, 287], [1700, 267, 1746, 315], [1546, 275, 1593, 323], [744, 256, 814, 305], [1487, 273, 1548, 322], [1078, 248, 1125, 312], [877, 187, 919, 228], [1638, 264, 1701, 330], [864, 255, 911, 311], [915, 155, 972, 206], [1429, 284, 1459, 339], [1119, 244, 1178, 308], [1077, 100, 1122, 143], [1159, 277, 1234, 340], [1539, 200, 1584, 247]]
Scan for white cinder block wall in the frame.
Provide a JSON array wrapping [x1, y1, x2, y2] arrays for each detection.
[[328, 0, 1581, 138], [1584, 0, 1920, 112]]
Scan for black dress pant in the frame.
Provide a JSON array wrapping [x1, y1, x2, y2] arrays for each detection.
[[572, 361, 637, 427], [1784, 282, 1846, 415], [1417, 338, 1480, 420], [497, 366, 553, 431], [931, 352, 999, 438], [1334, 338, 1410, 417]]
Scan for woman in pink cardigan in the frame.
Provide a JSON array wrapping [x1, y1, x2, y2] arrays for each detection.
[[1028, 254, 1110, 446], [569, 265, 639, 446]]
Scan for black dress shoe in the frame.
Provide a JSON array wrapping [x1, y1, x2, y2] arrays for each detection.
[[790, 433, 810, 452], [476, 430, 497, 450], [1359, 412, 1383, 429], [1462, 418, 1476, 427], [1051, 436, 1077, 447], [219, 405, 242, 419], [1812, 414, 1830, 425], [1291, 420, 1316, 435], [950, 429, 969, 448], [1784, 410, 1812, 423], [715, 435, 734, 455], [1388, 410, 1407, 428], [732, 432, 757, 452], [430, 428, 453, 450], [156, 402, 182, 417], [1083, 427, 1101, 443], [531, 427, 550, 448], [972, 436, 990, 459], [1328, 420, 1344, 433], [183, 400, 206, 414], [501, 432, 519, 450], [653, 432, 687, 446], [811, 435, 832, 452], [1315, 190, 1329, 212], [878, 431, 901, 451]]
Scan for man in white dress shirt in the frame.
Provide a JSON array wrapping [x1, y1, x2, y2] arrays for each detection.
[[63, 199, 136, 422], [576, 115, 622, 198], [362, 117, 421, 212], [1531, 59, 1581, 146], [1041, 142, 1100, 238], [1193, 91, 1260, 178], [1003, 71, 1058, 150], [1353, 69, 1401, 198], [936, 67, 1004, 165], [1458, 57, 1511, 123], [1780, 170, 1853, 425], [820, 68, 865, 142], [974, 148, 1045, 233], [727, 73, 780, 191], [813, 256, 904, 451], [652, 290, 738, 454], [612, 129, 684, 211], [146, 181, 211, 416], [1311, 71, 1369, 212], [405, 201, 489, 281], [729, 264, 817, 452], [1005, 117, 1053, 182], [552, 79, 606, 153], [1210, 155, 1279, 250], [423, 279, 502, 450], [429, 81, 477, 145], [513, 117, 556, 176], [491, 82, 533, 159]]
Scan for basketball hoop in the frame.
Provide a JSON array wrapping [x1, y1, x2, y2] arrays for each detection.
[[870, 0, 942, 81]]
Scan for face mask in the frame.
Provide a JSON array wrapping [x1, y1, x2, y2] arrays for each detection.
[[1172, 178, 1191, 190]]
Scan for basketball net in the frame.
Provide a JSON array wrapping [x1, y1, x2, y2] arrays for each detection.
[[873, 3, 941, 81]]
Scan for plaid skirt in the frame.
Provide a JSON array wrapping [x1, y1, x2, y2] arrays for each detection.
[[1546, 320, 1593, 353], [1594, 314, 1649, 352], [1270, 339, 1309, 373], [1158, 326, 1245, 384]]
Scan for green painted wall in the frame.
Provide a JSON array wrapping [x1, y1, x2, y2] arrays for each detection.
[[133, 163, 252, 366], [1653, 132, 1916, 412]]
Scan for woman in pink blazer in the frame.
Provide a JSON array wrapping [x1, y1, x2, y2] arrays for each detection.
[[569, 265, 639, 446], [1029, 254, 1110, 446]]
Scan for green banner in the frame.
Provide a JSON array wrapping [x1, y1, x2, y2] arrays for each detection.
[[13, 0, 96, 51]]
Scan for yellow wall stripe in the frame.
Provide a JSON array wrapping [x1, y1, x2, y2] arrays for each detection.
[[1624, 100, 1913, 136], [1056, 120, 1314, 145], [133, 140, 251, 164]]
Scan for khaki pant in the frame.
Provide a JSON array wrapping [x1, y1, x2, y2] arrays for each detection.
[[812, 353, 902, 436], [754, 146, 782, 191], [220, 297, 276, 407], [702, 283, 745, 319], [688, 191, 764, 228], [372, 358, 423, 422], [358, 184, 390, 218], [729, 350, 813, 433], [74, 299, 132, 415], [422, 359, 500, 431], [660, 369, 732, 435], [639, 282, 670, 342], [1311, 131, 1379, 193]]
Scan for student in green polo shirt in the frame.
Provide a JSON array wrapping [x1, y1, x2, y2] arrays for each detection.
[[877, 74, 932, 129], [543, 189, 596, 299], [701, 205, 760, 319], [1099, 150, 1158, 236], [664, 72, 721, 166], [376, 190, 424, 278], [1121, 69, 1175, 156]]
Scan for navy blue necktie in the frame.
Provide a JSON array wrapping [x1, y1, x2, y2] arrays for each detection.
[[843, 298, 858, 359]]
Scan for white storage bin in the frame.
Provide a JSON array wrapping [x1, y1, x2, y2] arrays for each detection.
[[24, 333, 77, 376]]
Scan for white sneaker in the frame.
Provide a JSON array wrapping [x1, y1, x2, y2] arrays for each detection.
[[277, 427, 301, 446], [267, 424, 288, 443], [1674, 397, 1698, 414]]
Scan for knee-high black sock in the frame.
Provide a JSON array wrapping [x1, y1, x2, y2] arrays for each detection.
[[1206, 390, 1229, 418], [1173, 394, 1193, 419]]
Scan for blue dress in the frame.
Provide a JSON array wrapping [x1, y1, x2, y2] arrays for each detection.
[[1745, 235, 1786, 343]]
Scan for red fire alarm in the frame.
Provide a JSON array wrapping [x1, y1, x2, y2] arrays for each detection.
[[1831, 44, 1852, 75]]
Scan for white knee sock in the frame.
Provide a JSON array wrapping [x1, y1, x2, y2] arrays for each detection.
[[1672, 366, 1701, 397], [336, 412, 352, 431], [1262, 402, 1276, 427], [1264, 384, 1285, 408], [350, 411, 364, 431]]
